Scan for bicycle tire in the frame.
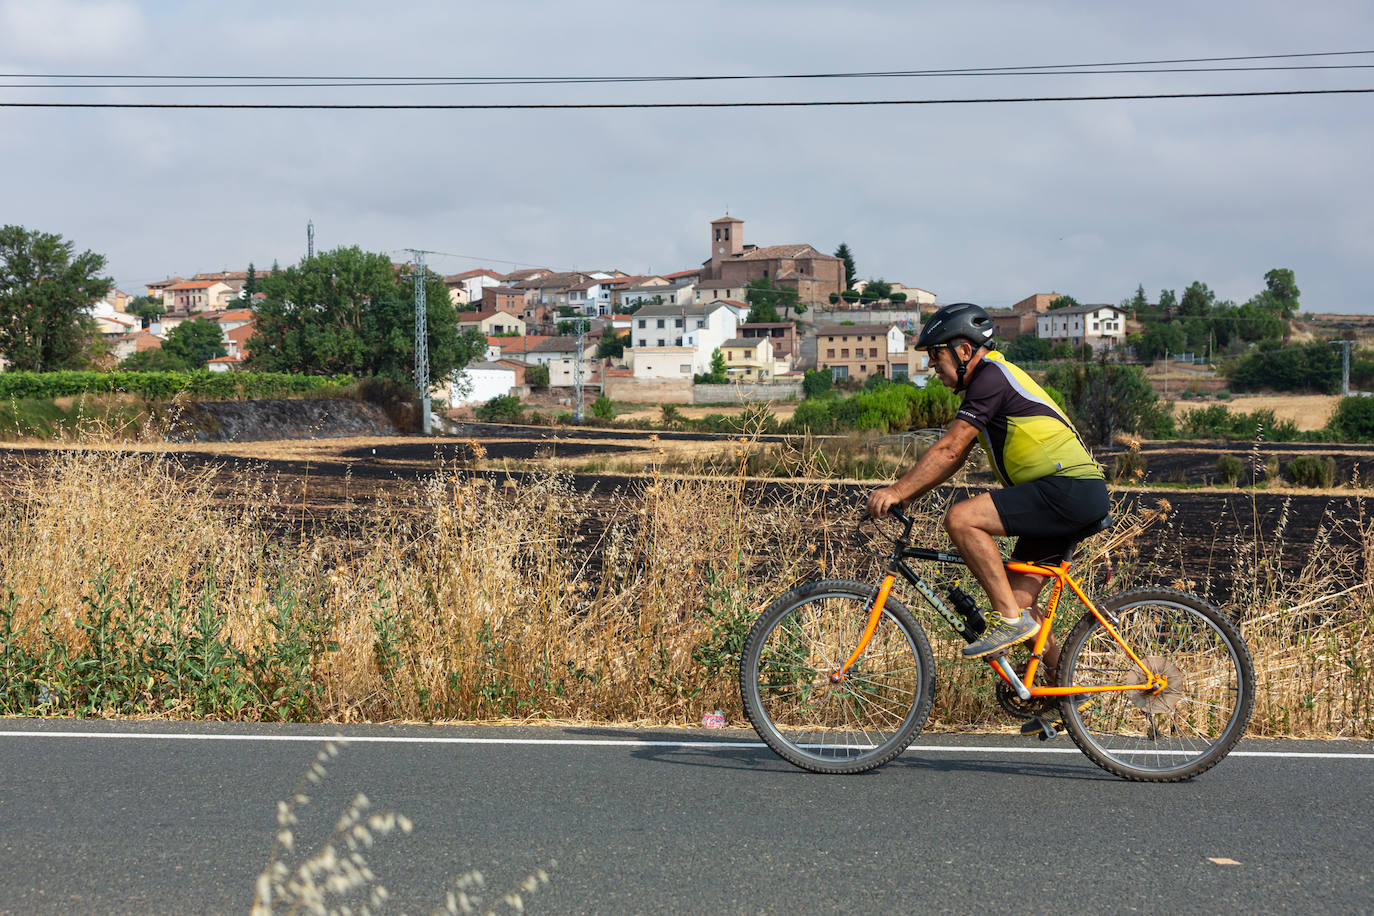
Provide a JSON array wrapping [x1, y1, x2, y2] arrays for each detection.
[[1058, 588, 1255, 782], [739, 579, 935, 775]]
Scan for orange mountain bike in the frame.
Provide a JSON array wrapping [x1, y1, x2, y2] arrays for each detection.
[[738, 507, 1255, 781]]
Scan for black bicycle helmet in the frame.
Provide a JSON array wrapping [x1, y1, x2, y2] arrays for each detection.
[[914, 302, 995, 350], [915, 303, 995, 392]]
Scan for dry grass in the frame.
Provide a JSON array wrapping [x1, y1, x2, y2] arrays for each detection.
[[0, 431, 1369, 738], [1171, 394, 1340, 431]]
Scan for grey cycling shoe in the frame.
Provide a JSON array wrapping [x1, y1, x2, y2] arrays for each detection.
[[962, 610, 1040, 659]]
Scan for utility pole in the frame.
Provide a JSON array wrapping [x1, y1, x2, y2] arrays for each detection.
[[405, 250, 431, 434], [1331, 338, 1353, 396], [307, 219, 315, 259], [573, 318, 587, 423]]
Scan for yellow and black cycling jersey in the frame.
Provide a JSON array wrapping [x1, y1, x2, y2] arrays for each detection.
[[955, 350, 1103, 486]]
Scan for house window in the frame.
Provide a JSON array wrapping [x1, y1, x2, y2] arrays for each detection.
[[680, 364, 691, 373], [656, 319, 665, 329], [860, 365, 866, 373], [870, 347, 879, 357], [833, 366, 849, 380], [841, 349, 849, 358], [675, 318, 683, 328], [696, 320, 704, 328], [638, 319, 647, 329], [826, 348, 835, 358], [727, 351, 733, 361], [657, 338, 665, 347]]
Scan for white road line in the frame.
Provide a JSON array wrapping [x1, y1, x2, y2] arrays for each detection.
[[0, 730, 1371, 759]]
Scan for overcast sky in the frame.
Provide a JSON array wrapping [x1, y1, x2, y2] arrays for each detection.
[[2, 0, 1371, 313]]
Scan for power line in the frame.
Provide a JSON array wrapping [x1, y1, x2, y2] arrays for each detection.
[[6, 64, 1374, 90], [2, 88, 1370, 110], [3, 49, 1369, 83]]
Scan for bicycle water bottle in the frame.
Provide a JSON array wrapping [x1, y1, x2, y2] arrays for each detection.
[[946, 586, 986, 636]]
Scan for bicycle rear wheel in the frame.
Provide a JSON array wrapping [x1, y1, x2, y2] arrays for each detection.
[[739, 579, 935, 774], [1059, 588, 1254, 782]]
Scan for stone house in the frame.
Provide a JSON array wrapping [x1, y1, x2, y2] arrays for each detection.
[[816, 323, 908, 381], [736, 322, 800, 363]]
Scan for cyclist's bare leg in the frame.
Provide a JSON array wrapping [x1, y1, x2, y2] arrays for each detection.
[[1008, 571, 1058, 670], [943, 494, 1018, 617]]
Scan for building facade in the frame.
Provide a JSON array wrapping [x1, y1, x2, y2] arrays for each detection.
[[816, 323, 908, 381], [698, 216, 844, 307], [1036, 304, 1127, 353]]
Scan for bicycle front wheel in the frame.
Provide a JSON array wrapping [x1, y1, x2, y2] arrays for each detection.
[[739, 579, 935, 774], [1059, 588, 1255, 782]]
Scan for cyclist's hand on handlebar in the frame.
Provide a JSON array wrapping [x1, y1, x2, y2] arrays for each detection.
[[866, 486, 904, 519]]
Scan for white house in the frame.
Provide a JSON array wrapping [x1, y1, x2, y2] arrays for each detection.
[[528, 336, 597, 387], [622, 279, 696, 310], [450, 361, 516, 406], [444, 269, 504, 307], [629, 300, 739, 378], [1036, 304, 1127, 353], [568, 277, 614, 317]]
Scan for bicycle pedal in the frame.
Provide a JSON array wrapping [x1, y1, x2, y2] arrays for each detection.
[[1020, 716, 1059, 740]]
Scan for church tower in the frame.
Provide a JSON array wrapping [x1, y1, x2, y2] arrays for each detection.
[[708, 216, 743, 278]]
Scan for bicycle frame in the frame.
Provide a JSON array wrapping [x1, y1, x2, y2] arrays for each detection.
[[833, 514, 1166, 702]]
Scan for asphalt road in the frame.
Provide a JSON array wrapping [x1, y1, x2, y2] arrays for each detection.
[[0, 721, 1370, 915]]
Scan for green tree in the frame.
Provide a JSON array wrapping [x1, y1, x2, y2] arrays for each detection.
[[596, 330, 627, 359], [1158, 288, 1178, 313], [1132, 321, 1186, 361], [1045, 356, 1174, 445], [1263, 268, 1300, 317], [1328, 396, 1374, 441], [695, 348, 728, 384], [834, 242, 857, 290], [1228, 341, 1340, 393], [0, 225, 112, 370], [1048, 293, 1081, 310], [249, 246, 483, 383], [163, 317, 227, 369], [125, 295, 167, 329], [745, 276, 799, 321], [526, 363, 550, 389], [244, 262, 259, 297], [1123, 284, 1149, 314], [1177, 281, 1215, 318], [1003, 333, 1052, 363], [860, 278, 892, 302], [119, 347, 185, 372], [802, 367, 834, 399]]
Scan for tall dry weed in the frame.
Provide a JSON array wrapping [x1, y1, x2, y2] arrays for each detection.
[[0, 439, 1369, 737]]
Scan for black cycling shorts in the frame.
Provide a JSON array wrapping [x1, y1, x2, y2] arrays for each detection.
[[989, 475, 1110, 564]]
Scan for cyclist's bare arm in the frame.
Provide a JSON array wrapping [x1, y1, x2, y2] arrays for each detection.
[[867, 419, 980, 518]]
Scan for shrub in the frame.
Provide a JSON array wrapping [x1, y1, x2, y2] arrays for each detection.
[[1328, 396, 1374, 442], [526, 364, 550, 389], [1283, 456, 1336, 488], [828, 292, 839, 304], [889, 292, 908, 303], [659, 404, 685, 428], [590, 395, 615, 420], [475, 394, 523, 422], [1216, 454, 1243, 487], [802, 368, 834, 399], [1111, 449, 1147, 484], [840, 290, 860, 303]]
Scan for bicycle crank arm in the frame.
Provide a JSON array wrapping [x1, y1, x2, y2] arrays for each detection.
[[990, 656, 1032, 701]]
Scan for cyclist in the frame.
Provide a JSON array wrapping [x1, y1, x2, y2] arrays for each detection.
[[866, 302, 1108, 668]]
